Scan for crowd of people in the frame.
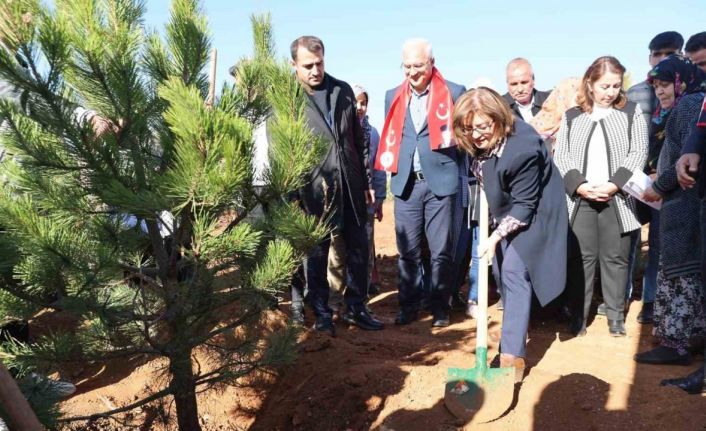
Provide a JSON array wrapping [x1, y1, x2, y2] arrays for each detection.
[[286, 30, 706, 393]]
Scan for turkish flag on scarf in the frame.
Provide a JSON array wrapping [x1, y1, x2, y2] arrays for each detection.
[[374, 68, 455, 173]]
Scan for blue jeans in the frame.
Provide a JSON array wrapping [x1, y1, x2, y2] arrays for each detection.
[[642, 209, 660, 303], [625, 230, 640, 301], [467, 223, 480, 303], [451, 218, 480, 303]]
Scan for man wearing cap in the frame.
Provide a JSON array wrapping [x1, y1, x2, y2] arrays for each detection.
[[502, 58, 550, 122], [377, 38, 465, 327]]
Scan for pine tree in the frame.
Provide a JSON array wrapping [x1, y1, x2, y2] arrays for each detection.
[[0, 1, 326, 429]]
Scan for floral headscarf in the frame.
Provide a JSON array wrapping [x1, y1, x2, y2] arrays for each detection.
[[646, 55, 706, 171], [648, 54, 706, 125]]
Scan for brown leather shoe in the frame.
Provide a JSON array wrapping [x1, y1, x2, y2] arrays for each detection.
[[499, 354, 526, 383]]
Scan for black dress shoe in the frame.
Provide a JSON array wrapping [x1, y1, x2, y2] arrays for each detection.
[[608, 319, 626, 337], [313, 317, 335, 336], [343, 307, 384, 331], [636, 302, 654, 324], [394, 310, 419, 325], [432, 312, 450, 328], [634, 345, 692, 365], [661, 366, 706, 394], [368, 283, 381, 296]]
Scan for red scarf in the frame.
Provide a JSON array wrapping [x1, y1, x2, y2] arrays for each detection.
[[374, 68, 455, 173]]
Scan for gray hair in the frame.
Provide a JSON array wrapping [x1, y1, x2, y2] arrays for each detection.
[[402, 38, 433, 59]]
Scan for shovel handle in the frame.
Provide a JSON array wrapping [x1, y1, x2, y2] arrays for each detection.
[[476, 187, 490, 350]]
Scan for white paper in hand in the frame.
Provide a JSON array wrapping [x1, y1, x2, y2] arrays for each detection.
[[622, 170, 661, 210]]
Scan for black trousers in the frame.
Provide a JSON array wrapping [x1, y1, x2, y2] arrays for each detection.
[[568, 199, 633, 322], [296, 194, 369, 320]]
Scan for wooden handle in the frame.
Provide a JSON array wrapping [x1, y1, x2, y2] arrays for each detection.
[[476, 187, 489, 350], [0, 362, 44, 430]]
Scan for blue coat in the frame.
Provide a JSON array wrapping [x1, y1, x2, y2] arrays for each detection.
[[481, 121, 568, 306], [384, 81, 466, 197]]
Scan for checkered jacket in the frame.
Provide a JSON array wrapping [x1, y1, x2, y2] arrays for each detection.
[[554, 102, 648, 233]]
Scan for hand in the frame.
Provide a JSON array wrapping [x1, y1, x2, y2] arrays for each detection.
[[576, 183, 610, 202], [593, 182, 619, 197], [676, 153, 700, 190], [374, 201, 383, 222], [478, 233, 501, 262], [364, 189, 375, 207], [641, 185, 662, 202]]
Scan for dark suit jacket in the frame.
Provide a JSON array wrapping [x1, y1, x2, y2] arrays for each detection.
[[481, 120, 567, 306], [298, 74, 370, 227], [384, 80, 466, 197], [502, 89, 550, 120]]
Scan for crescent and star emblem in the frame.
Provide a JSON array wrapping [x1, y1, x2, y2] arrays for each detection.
[[435, 103, 450, 121], [380, 151, 395, 168], [385, 128, 396, 147]]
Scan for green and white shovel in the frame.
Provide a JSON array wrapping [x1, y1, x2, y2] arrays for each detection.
[[444, 187, 515, 423]]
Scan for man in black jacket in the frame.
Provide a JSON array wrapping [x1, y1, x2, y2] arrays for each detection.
[[502, 58, 550, 122], [288, 35, 383, 335]]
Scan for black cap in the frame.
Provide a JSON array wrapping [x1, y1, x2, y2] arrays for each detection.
[[648, 31, 684, 51]]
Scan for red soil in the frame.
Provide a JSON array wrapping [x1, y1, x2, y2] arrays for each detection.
[[57, 204, 706, 430]]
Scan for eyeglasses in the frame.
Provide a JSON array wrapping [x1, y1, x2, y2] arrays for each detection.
[[401, 60, 431, 72], [460, 121, 494, 136]]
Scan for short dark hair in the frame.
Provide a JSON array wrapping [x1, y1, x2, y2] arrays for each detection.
[[648, 31, 684, 51], [290, 36, 324, 61], [686, 32, 706, 54]]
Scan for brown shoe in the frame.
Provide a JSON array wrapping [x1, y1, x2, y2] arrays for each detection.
[[499, 354, 526, 383]]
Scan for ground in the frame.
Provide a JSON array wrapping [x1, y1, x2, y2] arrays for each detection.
[[57, 203, 706, 430]]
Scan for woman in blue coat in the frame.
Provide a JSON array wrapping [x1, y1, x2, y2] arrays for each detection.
[[452, 87, 568, 378]]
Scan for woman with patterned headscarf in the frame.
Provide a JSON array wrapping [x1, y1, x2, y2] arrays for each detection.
[[637, 54, 706, 365]]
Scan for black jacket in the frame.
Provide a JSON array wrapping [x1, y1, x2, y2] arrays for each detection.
[[298, 74, 370, 227], [502, 89, 550, 120]]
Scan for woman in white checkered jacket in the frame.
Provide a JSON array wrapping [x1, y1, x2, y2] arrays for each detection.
[[553, 56, 648, 337]]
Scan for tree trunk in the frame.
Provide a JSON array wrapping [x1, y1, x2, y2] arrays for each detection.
[[169, 351, 201, 431]]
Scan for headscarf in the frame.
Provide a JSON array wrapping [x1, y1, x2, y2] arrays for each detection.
[[352, 84, 371, 146], [646, 55, 706, 170]]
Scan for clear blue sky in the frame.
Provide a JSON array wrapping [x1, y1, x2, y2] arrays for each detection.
[[142, 0, 705, 128]]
